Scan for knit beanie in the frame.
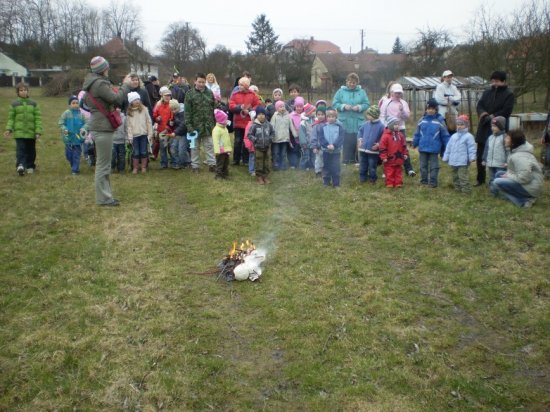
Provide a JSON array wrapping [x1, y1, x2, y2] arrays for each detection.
[[366, 105, 380, 119], [255, 106, 267, 116], [491, 116, 506, 131], [128, 91, 141, 104], [315, 99, 327, 108], [214, 109, 228, 125], [275, 100, 286, 110], [294, 96, 305, 107], [316, 106, 327, 114], [90, 56, 109, 74], [386, 116, 399, 129], [490, 71, 507, 82], [159, 86, 171, 96], [304, 103, 316, 116], [272, 88, 283, 97], [68, 95, 78, 105], [456, 115, 470, 127], [426, 98, 438, 109]]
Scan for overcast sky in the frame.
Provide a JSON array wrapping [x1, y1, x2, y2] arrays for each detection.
[[96, 0, 520, 54]]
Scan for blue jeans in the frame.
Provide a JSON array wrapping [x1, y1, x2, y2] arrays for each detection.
[[65, 144, 82, 173], [272, 142, 288, 170], [299, 146, 314, 170], [169, 136, 190, 167], [248, 152, 256, 174], [159, 137, 170, 168], [322, 151, 341, 186], [419, 151, 440, 186], [490, 171, 533, 207], [488, 167, 506, 184], [132, 135, 148, 159], [178, 136, 191, 165], [111, 143, 126, 172], [359, 152, 379, 182], [544, 142, 550, 178], [287, 142, 301, 168]]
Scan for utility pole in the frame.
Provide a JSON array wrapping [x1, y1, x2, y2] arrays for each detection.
[[360, 29, 365, 52]]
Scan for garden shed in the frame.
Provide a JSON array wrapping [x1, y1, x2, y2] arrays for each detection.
[[397, 76, 487, 122]]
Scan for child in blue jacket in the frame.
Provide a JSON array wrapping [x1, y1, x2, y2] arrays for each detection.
[[58, 95, 87, 174], [412, 98, 450, 187], [443, 115, 477, 193], [319, 108, 345, 187], [357, 105, 384, 183]]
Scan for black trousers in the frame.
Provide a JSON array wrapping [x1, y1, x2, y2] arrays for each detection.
[[15, 138, 36, 169], [233, 128, 249, 165], [476, 143, 486, 184]]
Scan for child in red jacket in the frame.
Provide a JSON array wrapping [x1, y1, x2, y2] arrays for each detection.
[[152, 87, 174, 168], [379, 116, 409, 188]]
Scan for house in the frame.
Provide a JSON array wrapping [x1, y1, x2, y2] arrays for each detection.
[[311, 53, 405, 92], [283, 37, 342, 55], [99, 36, 159, 81], [0, 51, 28, 77]]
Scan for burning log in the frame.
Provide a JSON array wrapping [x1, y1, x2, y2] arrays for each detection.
[[217, 240, 265, 282]]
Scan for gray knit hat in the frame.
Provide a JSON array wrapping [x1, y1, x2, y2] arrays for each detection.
[[491, 116, 506, 131]]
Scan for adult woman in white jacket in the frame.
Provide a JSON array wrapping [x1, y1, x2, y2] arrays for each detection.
[[434, 70, 461, 132]]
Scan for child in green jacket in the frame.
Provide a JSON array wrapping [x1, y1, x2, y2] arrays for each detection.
[[4, 82, 43, 175]]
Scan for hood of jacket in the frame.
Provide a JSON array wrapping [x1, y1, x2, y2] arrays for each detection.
[[511, 141, 534, 155]]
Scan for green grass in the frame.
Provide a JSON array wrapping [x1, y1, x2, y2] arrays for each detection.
[[0, 87, 549, 411]]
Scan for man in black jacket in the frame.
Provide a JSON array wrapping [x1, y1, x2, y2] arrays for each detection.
[[475, 71, 515, 186]]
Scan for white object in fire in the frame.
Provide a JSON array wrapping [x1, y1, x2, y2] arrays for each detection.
[[233, 249, 266, 281]]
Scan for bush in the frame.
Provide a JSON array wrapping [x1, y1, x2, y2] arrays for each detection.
[[42, 69, 88, 97]]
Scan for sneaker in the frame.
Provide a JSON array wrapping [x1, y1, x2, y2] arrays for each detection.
[[523, 198, 536, 208], [17, 164, 25, 176], [26, 168, 34, 174], [408, 170, 416, 177]]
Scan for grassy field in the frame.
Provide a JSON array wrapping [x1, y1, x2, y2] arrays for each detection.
[[0, 87, 549, 411]]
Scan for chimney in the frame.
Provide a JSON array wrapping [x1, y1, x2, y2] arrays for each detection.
[[310, 36, 314, 41]]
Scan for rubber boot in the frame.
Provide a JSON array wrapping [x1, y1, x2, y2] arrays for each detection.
[[132, 158, 139, 174], [141, 157, 148, 173]]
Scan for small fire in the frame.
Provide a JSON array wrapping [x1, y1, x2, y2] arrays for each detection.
[[220, 240, 263, 282]]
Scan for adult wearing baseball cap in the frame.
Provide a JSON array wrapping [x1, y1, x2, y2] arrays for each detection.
[[433, 70, 462, 133], [82, 56, 131, 206]]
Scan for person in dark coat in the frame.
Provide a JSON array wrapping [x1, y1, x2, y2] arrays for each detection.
[[121, 74, 153, 118], [144, 75, 160, 107], [475, 70, 514, 186]]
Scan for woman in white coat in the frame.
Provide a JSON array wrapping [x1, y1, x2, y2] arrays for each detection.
[[434, 70, 461, 132]]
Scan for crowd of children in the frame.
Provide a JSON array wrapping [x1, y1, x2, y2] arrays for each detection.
[[3, 78, 546, 207]]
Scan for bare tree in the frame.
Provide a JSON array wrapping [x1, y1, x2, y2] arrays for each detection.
[[160, 21, 206, 70], [404, 27, 453, 76], [464, 0, 550, 105], [101, 0, 142, 41]]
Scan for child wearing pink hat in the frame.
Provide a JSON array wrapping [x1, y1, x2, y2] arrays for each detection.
[[212, 109, 233, 179]]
